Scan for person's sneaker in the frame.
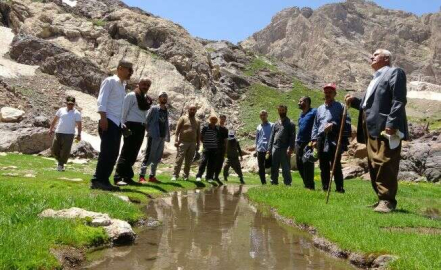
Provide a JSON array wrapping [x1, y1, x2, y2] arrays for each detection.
[[57, 165, 63, 172], [90, 181, 120, 191], [115, 181, 128, 186], [171, 176, 177, 181], [336, 188, 345, 193], [196, 177, 202, 182], [367, 201, 380, 208], [374, 200, 394, 213], [139, 176, 147, 184], [149, 176, 160, 183]]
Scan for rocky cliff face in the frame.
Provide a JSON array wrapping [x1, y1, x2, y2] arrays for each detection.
[[242, 0, 441, 90]]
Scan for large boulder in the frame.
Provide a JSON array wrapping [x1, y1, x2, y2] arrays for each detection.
[[0, 124, 52, 154], [70, 140, 98, 159], [0, 107, 25, 123]]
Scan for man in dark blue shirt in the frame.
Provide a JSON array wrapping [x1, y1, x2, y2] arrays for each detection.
[[296, 96, 317, 190]]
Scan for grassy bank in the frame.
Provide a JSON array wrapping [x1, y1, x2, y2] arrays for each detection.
[[0, 153, 207, 269], [246, 175, 441, 270]]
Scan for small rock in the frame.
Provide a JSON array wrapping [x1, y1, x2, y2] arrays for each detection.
[[24, 174, 36, 178], [104, 219, 136, 245], [113, 194, 130, 202], [91, 217, 112, 227], [0, 107, 25, 123], [0, 166, 18, 170], [57, 177, 83, 182], [371, 254, 398, 269], [67, 158, 89, 165], [2, 173, 18, 177], [0, 152, 7, 156]]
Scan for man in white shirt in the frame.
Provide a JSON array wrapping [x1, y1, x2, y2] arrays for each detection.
[[91, 60, 133, 191], [49, 96, 82, 171]]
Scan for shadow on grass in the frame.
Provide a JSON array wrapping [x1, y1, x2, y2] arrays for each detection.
[[159, 182, 184, 188]]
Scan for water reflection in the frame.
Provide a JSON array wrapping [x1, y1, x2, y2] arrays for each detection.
[[85, 186, 352, 270]]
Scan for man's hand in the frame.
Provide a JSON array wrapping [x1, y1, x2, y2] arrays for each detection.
[[49, 129, 54, 136], [174, 141, 180, 148], [344, 94, 353, 107], [385, 127, 397, 135], [253, 152, 257, 158], [99, 118, 108, 131], [324, 123, 333, 133], [287, 149, 293, 156], [311, 141, 317, 148], [75, 134, 81, 142]]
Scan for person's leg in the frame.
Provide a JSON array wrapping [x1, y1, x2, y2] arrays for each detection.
[[223, 158, 231, 181], [367, 136, 401, 206], [270, 148, 281, 185], [257, 152, 266, 184], [319, 151, 331, 191], [280, 148, 292, 186], [231, 158, 244, 183], [140, 137, 153, 178], [51, 134, 62, 165], [206, 149, 217, 180], [214, 148, 226, 180], [183, 142, 196, 179], [173, 142, 188, 178], [331, 152, 344, 192], [116, 123, 145, 182], [93, 120, 122, 185], [196, 149, 209, 178], [304, 159, 315, 190], [150, 138, 165, 177], [59, 134, 75, 165], [296, 143, 306, 186]]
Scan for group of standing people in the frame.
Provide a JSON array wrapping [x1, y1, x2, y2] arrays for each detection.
[[49, 48, 408, 213]]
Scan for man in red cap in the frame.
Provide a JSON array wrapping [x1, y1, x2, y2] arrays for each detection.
[[311, 83, 351, 193]]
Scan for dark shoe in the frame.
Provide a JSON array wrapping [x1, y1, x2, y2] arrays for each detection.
[[215, 179, 224, 186], [374, 200, 395, 213], [322, 186, 329, 192], [335, 188, 345, 193], [91, 181, 120, 191], [271, 181, 279, 185], [123, 178, 139, 185]]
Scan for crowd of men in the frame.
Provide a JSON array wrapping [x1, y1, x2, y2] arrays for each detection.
[[50, 48, 408, 213]]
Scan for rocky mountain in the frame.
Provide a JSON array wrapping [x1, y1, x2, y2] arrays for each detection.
[[242, 0, 441, 91]]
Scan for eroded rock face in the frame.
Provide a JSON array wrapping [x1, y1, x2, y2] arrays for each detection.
[[242, 0, 441, 90], [39, 207, 136, 245]]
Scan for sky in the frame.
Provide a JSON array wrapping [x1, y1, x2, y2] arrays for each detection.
[[122, 0, 441, 43]]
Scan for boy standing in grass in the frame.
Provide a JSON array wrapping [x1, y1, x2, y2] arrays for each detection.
[[223, 130, 245, 184], [49, 96, 82, 171]]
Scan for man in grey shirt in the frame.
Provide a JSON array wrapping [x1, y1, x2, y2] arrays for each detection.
[[267, 105, 296, 186], [114, 78, 152, 186]]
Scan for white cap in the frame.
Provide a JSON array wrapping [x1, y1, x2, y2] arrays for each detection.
[[228, 130, 235, 136]]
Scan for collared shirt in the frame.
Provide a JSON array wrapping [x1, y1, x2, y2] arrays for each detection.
[[312, 101, 349, 140], [55, 107, 81, 134], [269, 117, 296, 150], [255, 121, 273, 152], [121, 92, 152, 124], [296, 108, 317, 143], [362, 66, 388, 108], [97, 75, 126, 126]]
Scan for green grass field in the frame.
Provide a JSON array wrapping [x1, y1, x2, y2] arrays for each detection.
[[0, 153, 208, 269], [247, 175, 441, 270]]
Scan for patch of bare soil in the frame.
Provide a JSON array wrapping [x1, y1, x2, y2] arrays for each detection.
[[51, 247, 85, 270]]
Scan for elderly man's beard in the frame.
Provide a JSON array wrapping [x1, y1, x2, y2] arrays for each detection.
[[279, 112, 287, 118], [189, 112, 196, 117]]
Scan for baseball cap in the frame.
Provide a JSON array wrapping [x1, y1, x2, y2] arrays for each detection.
[[159, 92, 168, 98], [323, 83, 337, 91], [66, 96, 76, 104], [118, 60, 133, 69], [228, 130, 235, 137]]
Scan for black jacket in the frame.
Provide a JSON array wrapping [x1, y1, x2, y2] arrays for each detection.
[[350, 66, 409, 144]]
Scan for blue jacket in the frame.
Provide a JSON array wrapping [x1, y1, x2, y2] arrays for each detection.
[[145, 105, 170, 142]]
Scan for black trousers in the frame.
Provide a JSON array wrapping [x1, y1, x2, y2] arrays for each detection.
[[257, 152, 267, 184], [92, 119, 122, 184], [114, 122, 145, 181], [317, 136, 343, 191], [214, 147, 226, 180], [223, 157, 243, 180], [296, 142, 315, 189], [196, 148, 218, 180]]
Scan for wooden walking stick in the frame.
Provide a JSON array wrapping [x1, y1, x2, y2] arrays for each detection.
[[326, 104, 348, 204]]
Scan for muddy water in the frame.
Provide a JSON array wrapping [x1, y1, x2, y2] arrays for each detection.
[[85, 186, 353, 270]]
